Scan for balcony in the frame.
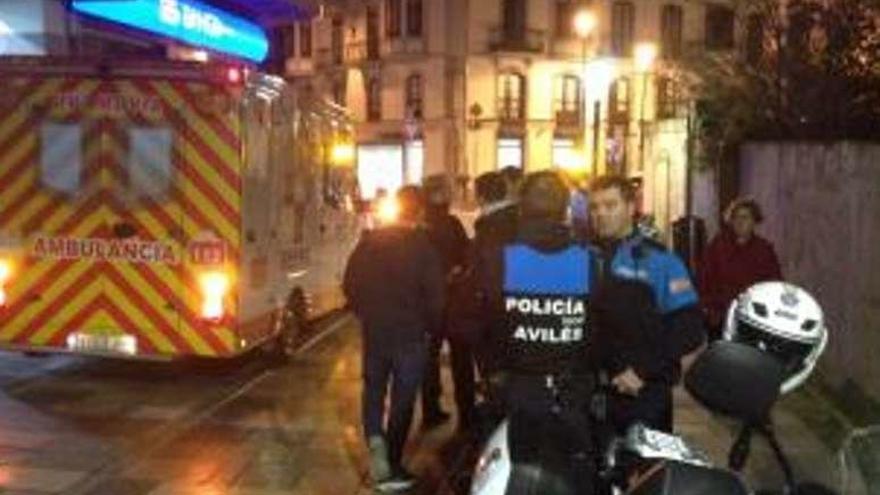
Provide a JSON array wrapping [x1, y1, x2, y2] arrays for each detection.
[[344, 41, 381, 64], [489, 28, 547, 54], [555, 109, 583, 128], [345, 42, 366, 63], [497, 101, 526, 128], [315, 48, 333, 68], [286, 57, 315, 77]]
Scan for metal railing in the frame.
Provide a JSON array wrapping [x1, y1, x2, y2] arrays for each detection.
[[488, 27, 547, 53]]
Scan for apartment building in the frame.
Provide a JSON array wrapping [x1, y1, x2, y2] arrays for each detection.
[[284, 0, 736, 229]]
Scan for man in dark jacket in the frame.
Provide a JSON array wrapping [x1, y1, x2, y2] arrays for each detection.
[[420, 175, 476, 431], [465, 172, 518, 394], [343, 186, 445, 492], [473, 171, 518, 251]]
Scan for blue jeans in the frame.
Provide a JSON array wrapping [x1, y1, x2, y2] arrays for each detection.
[[362, 338, 427, 468]]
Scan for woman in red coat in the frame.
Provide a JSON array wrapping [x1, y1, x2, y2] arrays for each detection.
[[698, 198, 783, 340]]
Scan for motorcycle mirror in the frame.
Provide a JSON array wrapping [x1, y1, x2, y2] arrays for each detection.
[[684, 341, 786, 423]]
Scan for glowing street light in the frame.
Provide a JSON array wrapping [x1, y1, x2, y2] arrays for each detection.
[[573, 10, 597, 39], [330, 141, 356, 166], [585, 59, 616, 96], [635, 42, 658, 72]]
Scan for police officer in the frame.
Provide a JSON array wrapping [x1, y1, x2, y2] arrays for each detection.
[[588, 175, 706, 434], [474, 171, 598, 492]]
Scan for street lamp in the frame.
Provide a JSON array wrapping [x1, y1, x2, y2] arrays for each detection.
[[584, 59, 615, 172], [574, 9, 597, 171], [635, 42, 657, 174], [573, 10, 597, 39]]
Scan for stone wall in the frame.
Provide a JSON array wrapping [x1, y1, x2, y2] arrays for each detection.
[[739, 142, 880, 402]]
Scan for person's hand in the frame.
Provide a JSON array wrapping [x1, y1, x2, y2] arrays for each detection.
[[612, 367, 645, 397], [681, 342, 708, 376]]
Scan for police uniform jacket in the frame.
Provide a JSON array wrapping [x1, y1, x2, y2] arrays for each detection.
[[592, 232, 706, 384]]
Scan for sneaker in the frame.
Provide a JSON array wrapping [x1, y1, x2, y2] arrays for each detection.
[[367, 435, 391, 484], [376, 467, 417, 492], [421, 410, 451, 430]]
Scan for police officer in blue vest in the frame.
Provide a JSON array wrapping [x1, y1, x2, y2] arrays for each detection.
[[588, 175, 706, 434], [474, 171, 599, 493]]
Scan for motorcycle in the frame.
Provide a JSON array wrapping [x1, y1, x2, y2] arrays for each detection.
[[470, 340, 843, 495]]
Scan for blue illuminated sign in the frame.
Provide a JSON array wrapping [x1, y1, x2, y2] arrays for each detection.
[[71, 0, 269, 62]]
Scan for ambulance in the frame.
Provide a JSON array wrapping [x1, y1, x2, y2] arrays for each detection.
[[0, 57, 359, 361]]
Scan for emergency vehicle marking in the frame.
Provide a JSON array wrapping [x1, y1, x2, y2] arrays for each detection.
[[0, 75, 242, 357], [32, 237, 180, 264]]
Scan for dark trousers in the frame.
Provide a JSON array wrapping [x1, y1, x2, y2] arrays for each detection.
[[503, 374, 596, 495], [607, 382, 674, 434], [362, 339, 427, 468], [422, 334, 476, 424]]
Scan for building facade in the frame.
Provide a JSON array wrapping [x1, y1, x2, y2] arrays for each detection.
[[283, 0, 736, 231]]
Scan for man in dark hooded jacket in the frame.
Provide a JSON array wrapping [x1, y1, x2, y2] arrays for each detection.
[[343, 186, 444, 492]]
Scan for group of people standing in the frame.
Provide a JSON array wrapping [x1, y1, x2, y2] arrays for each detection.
[[343, 167, 782, 493]]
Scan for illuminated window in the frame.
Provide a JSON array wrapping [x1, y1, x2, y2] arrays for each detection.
[[405, 140, 423, 184], [357, 144, 404, 199], [552, 138, 578, 169], [497, 138, 523, 169]]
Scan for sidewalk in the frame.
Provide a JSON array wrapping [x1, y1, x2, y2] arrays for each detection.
[[675, 385, 840, 491]]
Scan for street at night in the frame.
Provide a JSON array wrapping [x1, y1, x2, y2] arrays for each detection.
[[0, 314, 865, 494], [1, 0, 880, 493], [0, 315, 477, 494]]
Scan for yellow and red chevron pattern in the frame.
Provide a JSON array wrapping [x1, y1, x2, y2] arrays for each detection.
[[0, 75, 243, 358]]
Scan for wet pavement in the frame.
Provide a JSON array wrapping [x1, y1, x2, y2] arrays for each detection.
[[0, 315, 470, 495], [0, 314, 855, 495]]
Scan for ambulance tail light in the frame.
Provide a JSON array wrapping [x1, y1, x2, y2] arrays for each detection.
[[0, 259, 12, 309], [199, 271, 230, 322]]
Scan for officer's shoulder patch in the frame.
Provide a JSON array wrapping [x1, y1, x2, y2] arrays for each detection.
[[669, 277, 694, 294]]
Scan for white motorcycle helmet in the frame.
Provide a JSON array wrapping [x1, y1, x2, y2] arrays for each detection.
[[723, 282, 827, 395]]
